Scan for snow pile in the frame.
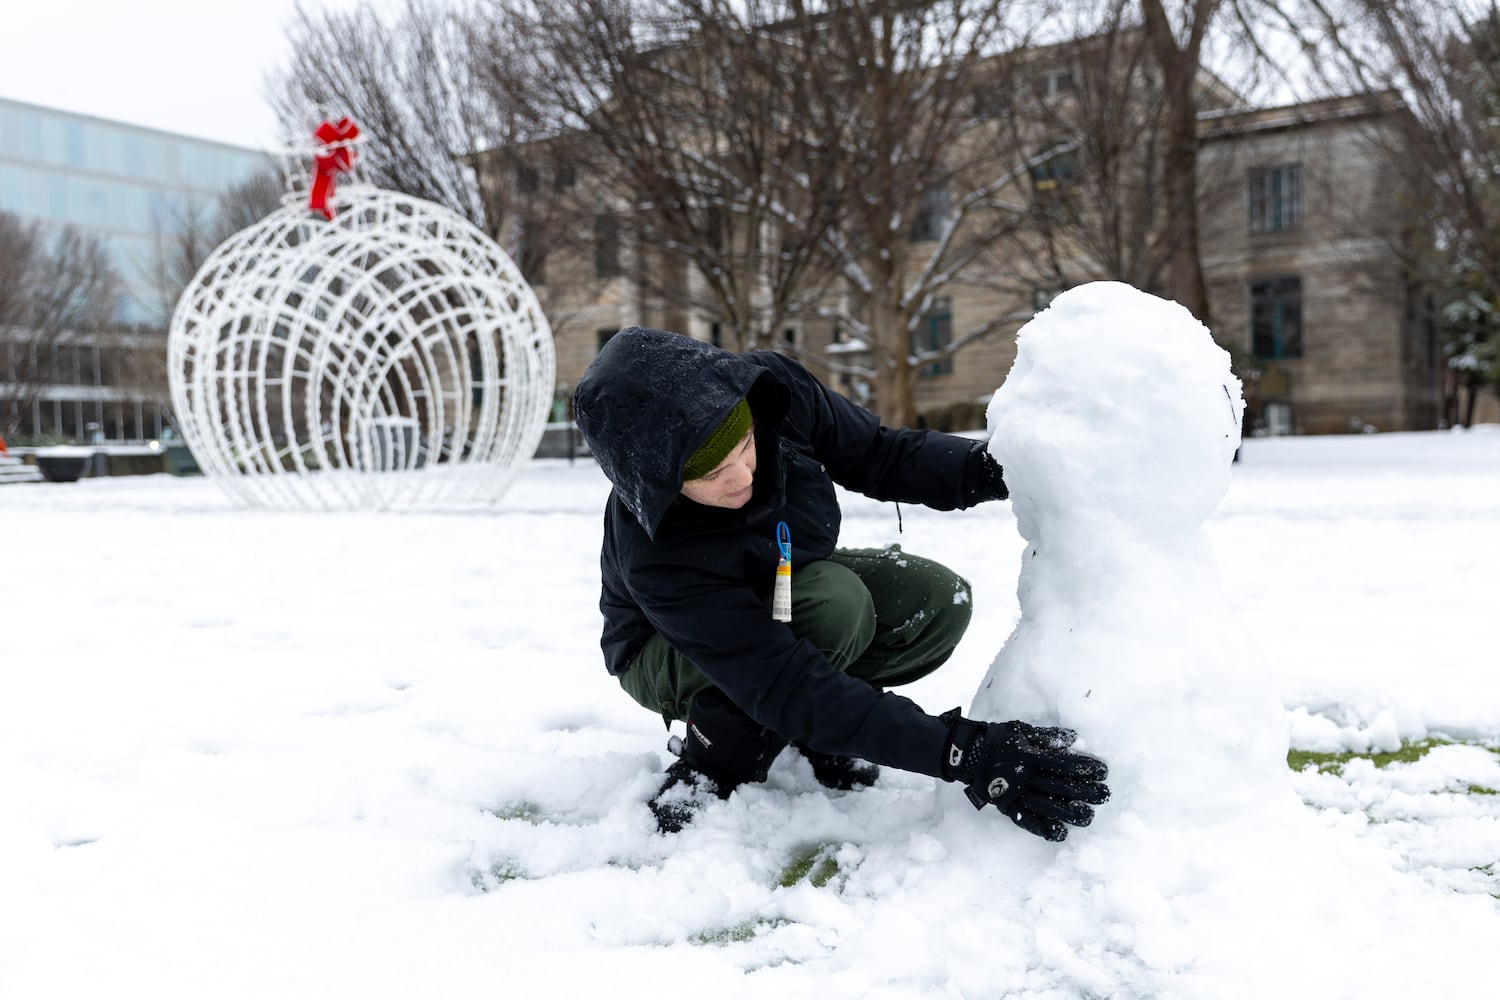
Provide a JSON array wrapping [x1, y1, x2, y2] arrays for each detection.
[[1, 304, 1497, 998], [963, 281, 1493, 996], [977, 280, 1286, 819]]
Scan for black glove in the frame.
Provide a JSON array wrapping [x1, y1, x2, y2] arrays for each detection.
[[960, 442, 1008, 504], [940, 708, 1110, 842]]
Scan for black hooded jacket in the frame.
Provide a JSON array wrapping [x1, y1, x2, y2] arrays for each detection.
[[573, 327, 1006, 779]]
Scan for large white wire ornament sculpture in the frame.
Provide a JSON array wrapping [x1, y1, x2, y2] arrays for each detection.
[[168, 120, 555, 510]]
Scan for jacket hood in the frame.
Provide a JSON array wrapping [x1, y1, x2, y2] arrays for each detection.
[[574, 327, 787, 538]]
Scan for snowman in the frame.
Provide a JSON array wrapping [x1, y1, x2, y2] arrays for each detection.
[[973, 280, 1287, 822], [955, 279, 1500, 1000], [962, 281, 1300, 991]]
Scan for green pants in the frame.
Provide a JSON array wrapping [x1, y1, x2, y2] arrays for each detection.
[[619, 545, 973, 724]]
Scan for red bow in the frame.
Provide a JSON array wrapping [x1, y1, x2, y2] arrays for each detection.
[[309, 118, 360, 221]]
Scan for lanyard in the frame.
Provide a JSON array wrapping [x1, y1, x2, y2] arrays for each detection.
[[772, 521, 792, 622]]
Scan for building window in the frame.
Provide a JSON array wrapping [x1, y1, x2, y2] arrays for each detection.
[[1033, 69, 1076, 98], [910, 184, 949, 242], [596, 328, 618, 353], [710, 322, 722, 348], [972, 83, 1010, 119], [1262, 400, 1294, 436], [1030, 144, 1078, 193], [1029, 144, 1079, 222], [65, 121, 86, 167], [1248, 164, 1302, 233], [594, 214, 620, 279], [706, 207, 724, 252], [1250, 277, 1303, 360], [48, 174, 67, 217], [914, 297, 953, 377]]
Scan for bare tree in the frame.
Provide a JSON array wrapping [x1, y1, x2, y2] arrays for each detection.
[[473, 0, 855, 353], [271, 0, 500, 230], [776, 0, 1057, 426], [983, 9, 1176, 298], [471, 1, 1074, 424], [1136, 0, 1222, 323], [214, 169, 290, 239], [0, 213, 37, 345], [0, 213, 120, 439], [977, 2, 1258, 301], [150, 167, 286, 324], [150, 197, 218, 329], [269, 0, 1304, 424], [124, 169, 291, 416], [269, 0, 585, 347]]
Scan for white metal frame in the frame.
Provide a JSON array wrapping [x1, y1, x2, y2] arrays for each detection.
[[168, 175, 554, 511]]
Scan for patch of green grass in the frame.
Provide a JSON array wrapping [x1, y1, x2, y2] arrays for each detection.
[[1289, 739, 1500, 803], [778, 844, 840, 889], [1285, 748, 1345, 774], [1471, 865, 1500, 901], [1287, 738, 1460, 775], [690, 918, 790, 946], [485, 802, 545, 823], [469, 858, 527, 892]]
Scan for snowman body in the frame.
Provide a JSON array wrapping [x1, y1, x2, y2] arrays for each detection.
[[973, 282, 1287, 820], [959, 280, 1499, 1000]]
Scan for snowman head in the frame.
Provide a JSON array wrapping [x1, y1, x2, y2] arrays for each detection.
[[987, 282, 1243, 535]]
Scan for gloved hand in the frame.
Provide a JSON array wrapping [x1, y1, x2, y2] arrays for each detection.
[[939, 709, 1110, 842], [960, 441, 1008, 504]]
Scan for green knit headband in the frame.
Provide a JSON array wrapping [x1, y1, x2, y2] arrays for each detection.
[[683, 399, 752, 482]]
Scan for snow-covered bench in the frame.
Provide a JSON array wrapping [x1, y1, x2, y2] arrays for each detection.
[[0, 455, 43, 485]]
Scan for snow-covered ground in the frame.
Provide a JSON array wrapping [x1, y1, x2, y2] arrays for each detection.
[[2, 428, 1498, 998]]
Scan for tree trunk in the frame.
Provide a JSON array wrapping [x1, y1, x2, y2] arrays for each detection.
[[867, 293, 918, 428], [1140, 0, 1217, 326], [874, 346, 917, 430], [1160, 97, 1212, 323]]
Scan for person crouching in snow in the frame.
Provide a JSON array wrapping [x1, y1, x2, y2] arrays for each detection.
[[573, 327, 1109, 838]]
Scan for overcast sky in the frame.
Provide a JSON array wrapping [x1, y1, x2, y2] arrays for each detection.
[[0, 2, 1356, 155], [2, 1, 367, 151]]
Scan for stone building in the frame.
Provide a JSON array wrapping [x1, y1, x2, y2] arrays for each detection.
[[1198, 93, 1442, 434], [490, 62, 1440, 435], [0, 96, 272, 442]]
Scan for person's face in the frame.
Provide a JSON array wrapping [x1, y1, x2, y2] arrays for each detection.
[[680, 426, 757, 509]]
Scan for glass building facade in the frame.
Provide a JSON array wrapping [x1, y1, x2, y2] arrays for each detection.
[[0, 96, 274, 441]]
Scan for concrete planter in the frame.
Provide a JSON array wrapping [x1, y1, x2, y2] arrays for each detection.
[[34, 447, 94, 483]]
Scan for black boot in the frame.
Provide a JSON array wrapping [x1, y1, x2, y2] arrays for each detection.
[[795, 744, 880, 791], [648, 690, 787, 834], [648, 759, 728, 834]]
